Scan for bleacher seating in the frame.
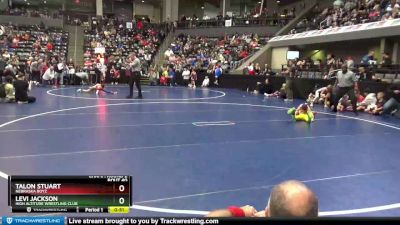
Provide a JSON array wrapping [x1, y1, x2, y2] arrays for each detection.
[[166, 34, 270, 72], [0, 24, 68, 64], [83, 18, 164, 70]]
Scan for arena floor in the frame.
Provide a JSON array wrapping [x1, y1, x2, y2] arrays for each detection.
[[0, 86, 400, 217]]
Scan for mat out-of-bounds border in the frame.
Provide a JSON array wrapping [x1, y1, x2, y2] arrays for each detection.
[[0, 101, 399, 216]]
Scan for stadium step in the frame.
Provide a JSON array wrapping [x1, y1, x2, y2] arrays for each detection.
[[66, 25, 85, 66], [150, 29, 175, 69]]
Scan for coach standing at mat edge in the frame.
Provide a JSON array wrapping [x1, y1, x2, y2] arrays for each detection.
[[126, 53, 143, 99]]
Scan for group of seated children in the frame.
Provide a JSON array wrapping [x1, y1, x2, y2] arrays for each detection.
[[0, 74, 36, 104], [288, 87, 386, 123], [254, 80, 388, 123], [355, 91, 386, 115], [307, 87, 386, 116]]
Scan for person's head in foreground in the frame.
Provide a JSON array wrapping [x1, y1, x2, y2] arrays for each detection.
[[206, 180, 318, 218], [264, 180, 318, 217]]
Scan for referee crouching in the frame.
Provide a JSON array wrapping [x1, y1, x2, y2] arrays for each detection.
[[332, 64, 358, 115]]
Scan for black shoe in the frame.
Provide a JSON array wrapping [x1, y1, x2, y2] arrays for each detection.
[[126, 95, 133, 99], [353, 111, 358, 116], [332, 108, 337, 113], [135, 96, 143, 99]]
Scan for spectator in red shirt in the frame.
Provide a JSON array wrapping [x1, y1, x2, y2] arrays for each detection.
[[239, 49, 249, 59], [137, 20, 144, 30], [46, 42, 54, 51]]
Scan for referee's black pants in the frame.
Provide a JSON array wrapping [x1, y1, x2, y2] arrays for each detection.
[[128, 71, 142, 98], [332, 86, 357, 112]]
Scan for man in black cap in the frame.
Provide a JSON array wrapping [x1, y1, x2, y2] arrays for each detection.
[[126, 53, 143, 99]]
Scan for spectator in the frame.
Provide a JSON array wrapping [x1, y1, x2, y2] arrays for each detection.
[[326, 54, 336, 69], [148, 68, 158, 86], [67, 59, 76, 85], [2, 75, 15, 103], [361, 50, 375, 65], [365, 92, 386, 115], [182, 67, 190, 86], [383, 82, 400, 116], [346, 56, 355, 69], [357, 92, 377, 111], [0, 57, 6, 83], [168, 67, 176, 86], [282, 60, 296, 102], [255, 78, 274, 96], [109, 65, 120, 85], [357, 66, 372, 80], [202, 76, 210, 87], [255, 63, 262, 75], [206, 180, 318, 218], [30, 58, 41, 83], [381, 52, 392, 67], [190, 68, 197, 89], [42, 66, 55, 85], [14, 73, 35, 104], [83, 17, 162, 78], [268, 83, 287, 99], [214, 64, 222, 86], [293, 0, 396, 33], [167, 34, 269, 73]]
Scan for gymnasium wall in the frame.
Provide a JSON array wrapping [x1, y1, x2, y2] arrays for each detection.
[[0, 15, 63, 27], [271, 47, 289, 70], [175, 26, 280, 37]]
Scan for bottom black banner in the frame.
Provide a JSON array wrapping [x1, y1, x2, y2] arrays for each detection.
[[66, 217, 400, 225]]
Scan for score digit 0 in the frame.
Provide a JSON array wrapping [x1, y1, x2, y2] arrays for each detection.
[[119, 185, 125, 192], [119, 197, 125, 205]]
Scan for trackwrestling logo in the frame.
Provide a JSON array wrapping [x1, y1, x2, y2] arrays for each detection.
[[2, 216, 65, 225]]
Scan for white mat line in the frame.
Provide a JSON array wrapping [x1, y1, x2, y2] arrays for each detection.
[[0, 117, 350, 133], [134, 170, 392, 204], [193, 121, 236, 126], [50, 108, 288, 116], [0, 132, 392, 160], [47, 88, 226, 101]]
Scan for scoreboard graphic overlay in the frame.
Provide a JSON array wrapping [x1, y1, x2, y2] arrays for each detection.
[[8, 176, 132, 213]]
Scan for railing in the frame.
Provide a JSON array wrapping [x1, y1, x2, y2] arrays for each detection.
[[177, 16, 294, 29], [278, 64, 400, 83], [319, 18, 327, 30]]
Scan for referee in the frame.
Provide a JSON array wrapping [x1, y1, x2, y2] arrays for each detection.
[[126, 53, 143, 99], [332, 64, 358, 115]]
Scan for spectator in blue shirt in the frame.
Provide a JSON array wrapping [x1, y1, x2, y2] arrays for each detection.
[[168, 67, 176, 86], [214, 64, 222, 86], [361, 50, 375, 65]]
